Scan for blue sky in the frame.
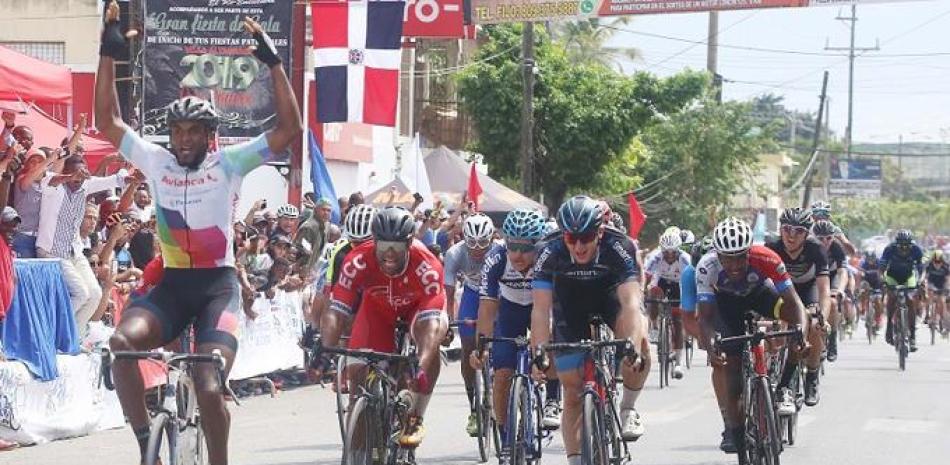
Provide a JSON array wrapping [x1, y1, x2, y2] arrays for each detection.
[[608, 1, 949, 144]]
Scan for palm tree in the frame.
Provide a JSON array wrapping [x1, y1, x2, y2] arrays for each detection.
[[553, 17, 640, 71]]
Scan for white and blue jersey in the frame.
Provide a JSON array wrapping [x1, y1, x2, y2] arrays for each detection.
[[480, 244, 534, 370], [445, 241, 489, 336]]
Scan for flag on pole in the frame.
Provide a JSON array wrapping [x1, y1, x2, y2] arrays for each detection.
[[467, 162, 483, 212], [308, 129, 341, 224], [627, 193, 646, 239], [311, 0, 405, 126]]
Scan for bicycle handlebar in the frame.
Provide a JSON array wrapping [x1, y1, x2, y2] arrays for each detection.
[[99, 347, 227, 392], [713, 326, 804, 352], [320, 345, 417, 365]]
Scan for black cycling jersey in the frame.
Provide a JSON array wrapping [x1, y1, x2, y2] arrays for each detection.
[[825, 240, 847, 275], [533, 228, 640, 343], [767, 238, 828, 307], [926, 260, 949, 288]]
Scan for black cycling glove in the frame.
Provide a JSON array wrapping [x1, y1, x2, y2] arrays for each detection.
[[99, 20, 126, 59], [251, 30, 282, 69]]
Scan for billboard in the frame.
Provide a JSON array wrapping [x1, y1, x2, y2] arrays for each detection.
[[829, 157, 882, 198], [470, 0, 921, 24], [403, 0, 466, 37], [142, 0, 294, 144]]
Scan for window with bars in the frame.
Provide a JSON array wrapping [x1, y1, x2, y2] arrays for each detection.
[[0, 41, 66, 65]]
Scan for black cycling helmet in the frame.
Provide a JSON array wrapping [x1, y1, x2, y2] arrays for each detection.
[[371, 206, 415, 241], [779, 207, 813, 229], [166, 96, 219, 131], [895, 229, 914, 244], [556, 195, 604, 235], [690, 235, 714, 267], [811, 219, 837, 237]]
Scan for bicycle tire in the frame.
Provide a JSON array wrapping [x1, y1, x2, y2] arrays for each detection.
[[658, 316, 669, 389], [474, 369, 490, 463], [751, 377, 782, 465], [684, 336, 693, 369], [580, 394, 608, 465], [897, 305, 907, 371], [144, 412, 176, 465], [336, 357, 348, 446], [345, 396, 385, 465], [509, 377, 529, 465]]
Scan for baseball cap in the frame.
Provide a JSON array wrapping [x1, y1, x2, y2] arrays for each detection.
[[1, 206, 22, 224]]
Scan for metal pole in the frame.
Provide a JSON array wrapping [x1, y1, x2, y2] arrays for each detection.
[[802, 71, 830, 209], [847, 4, 855, 157], [520, 22, 535, 196], [706, 11, 718, 74]]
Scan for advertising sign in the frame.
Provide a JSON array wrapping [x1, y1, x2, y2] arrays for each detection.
[[142, 0, 294, 144], [829, 157, 882, 198], [403, 0, 466, 37]]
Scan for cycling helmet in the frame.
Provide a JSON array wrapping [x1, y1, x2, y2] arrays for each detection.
[[810, 200, 831, 218], [779, 207, 813, 228], [276, 204, 299, 219], [343, 204, 376, 242], [663, 225, 682, 238], [811, 219, 836, 237], [659, 231, 682, 251], [463, 213, 495, 241], [690, 235, 715, 266], [372, 207, 415, 241], [609, 211, 625, 230], [713, 217, 753, 255], [895, 229, 914, 244], [502, 209, 546, 242], [166, 96, 219, 131], [544, 218, 559, 236], [680, 229, 696, 246], [556, 196, 604, 235]]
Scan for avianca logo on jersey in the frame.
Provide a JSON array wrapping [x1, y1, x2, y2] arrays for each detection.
[[415, 261, 441, 295], [160, 172, 220, 188], [338, 253, 368, 290]]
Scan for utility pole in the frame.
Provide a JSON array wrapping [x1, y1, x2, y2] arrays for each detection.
[[520, 22, 535, 196], [825, 4, 879, 158], [802, 71, 830, 209], [707, 12, 722, 102]]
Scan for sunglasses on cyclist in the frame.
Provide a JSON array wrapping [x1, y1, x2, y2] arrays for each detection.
[[465, 236, 493, 249], [817, 235, 835, 242], [375, 240, 409, 256], [781, 225, 809, 236], [507, 240, 536, 253], [564, 231, 598, 245]]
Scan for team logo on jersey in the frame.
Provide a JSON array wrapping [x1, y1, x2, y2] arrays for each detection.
[[747, 273, 760, 283], [338, 253, 367, 290], [776, 263, 787, 274], [415, 261, 441, 295]]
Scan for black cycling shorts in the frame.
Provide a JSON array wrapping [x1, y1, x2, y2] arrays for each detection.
[[552, 289, 621, 344], [656, 277, 682, 301], [131, 267, 242, 351], [713, 286, 783, 355], [794, 281, 819, 307]]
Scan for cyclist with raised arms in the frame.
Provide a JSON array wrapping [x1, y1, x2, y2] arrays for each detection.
[[470, 209, 562, 447], [443, 213, 496, 436], [766, 208, 829, 409], [643, 229, 692, 380], [530, 196, 651, 465], [881, 229, 925, 352], [95, 2, 302, 463], [697, 218, 808, 455], [318, 207, 449, 448]]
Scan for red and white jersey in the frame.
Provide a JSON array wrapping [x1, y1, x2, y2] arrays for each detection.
[[695, 245, 793, 303]]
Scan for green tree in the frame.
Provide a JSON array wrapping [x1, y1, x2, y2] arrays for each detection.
[[833, 199, 950, 242], [553, 17, 640, 71], [457, 24, 707, 213]]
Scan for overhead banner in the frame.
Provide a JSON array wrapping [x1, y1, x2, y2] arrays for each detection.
[[470, 0, 922, 24], [829, 157, 882, 198], [142, 0, 294, 144]]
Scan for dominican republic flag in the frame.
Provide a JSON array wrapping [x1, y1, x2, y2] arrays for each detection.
[[311, 0, 405, 126]]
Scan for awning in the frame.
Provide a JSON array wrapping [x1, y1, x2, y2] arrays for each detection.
[[0, 46, 72, 105]]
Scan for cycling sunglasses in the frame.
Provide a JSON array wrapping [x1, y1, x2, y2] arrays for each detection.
[[564, 231, 598, 245], [781, 225, 809, 236], [507, 240, 535, 253], [465, 236, 492, 249], [817, 235, 835, 243], [376, 240, 410, 256]]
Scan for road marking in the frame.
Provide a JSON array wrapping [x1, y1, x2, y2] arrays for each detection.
[[863, 418, 940, 434]]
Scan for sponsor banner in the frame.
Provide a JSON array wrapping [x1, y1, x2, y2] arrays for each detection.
[[831, 157, 882, 181], [404, 0, 467, 37], [229, 290, 307, 381], [0, 353, 125, 446], [470, 0, 920, 24], [829, 178, 881, 197], [142, 0, 294, 144]]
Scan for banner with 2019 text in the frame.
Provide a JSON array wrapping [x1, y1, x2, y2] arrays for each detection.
[[142, 0, 294, 145]]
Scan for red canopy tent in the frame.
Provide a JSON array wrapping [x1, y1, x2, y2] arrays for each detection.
[[1, 101, 116, 170], [0, 46, 72, 105]]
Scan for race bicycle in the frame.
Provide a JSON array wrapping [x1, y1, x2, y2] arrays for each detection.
[[889, 285, 915, 371], [645, 296, 680, 388]]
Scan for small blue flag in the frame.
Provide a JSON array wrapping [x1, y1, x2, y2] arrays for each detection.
[[308, 129, 340, 224]]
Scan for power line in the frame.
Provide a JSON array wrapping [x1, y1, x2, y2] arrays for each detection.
[[639, 11, 759, 71]]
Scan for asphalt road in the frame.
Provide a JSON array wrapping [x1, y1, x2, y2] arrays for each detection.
[[5, 327, 950, 465]]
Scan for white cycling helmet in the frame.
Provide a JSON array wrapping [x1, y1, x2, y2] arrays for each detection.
[[276, 204, 299, 219], [463, 213, 495, 246], [344, 204, 376, 242], [713, 217, 753, 255], [680, 229, 696, 245], [659, 231, 682, 251]]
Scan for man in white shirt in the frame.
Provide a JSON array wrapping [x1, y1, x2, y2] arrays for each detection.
[[36, 154, 128, 337]]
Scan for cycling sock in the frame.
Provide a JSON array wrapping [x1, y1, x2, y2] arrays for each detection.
[[567, 454, 583, 465], [545, 379, 561, 402], [412, 392, 431, 417], [620, 386, 641, 410], [133, 425, 150, 456]]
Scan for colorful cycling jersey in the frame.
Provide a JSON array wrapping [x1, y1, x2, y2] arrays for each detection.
[[118, 129, 281, 268], [695, 245, 793, 303], [480, 244, 534, 306], [643, 248, 691, 287], [444, 241, 488, 291], [925, 259, 949, 288], [532, 228, 640, 308], [765, 238, 828, 285], [879, 242, 924, 282]]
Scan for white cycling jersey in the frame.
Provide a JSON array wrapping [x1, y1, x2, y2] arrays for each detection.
[[644, 249, 691, 287]]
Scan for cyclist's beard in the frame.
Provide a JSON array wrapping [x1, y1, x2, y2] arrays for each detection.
[[171, 145, 209, 170]]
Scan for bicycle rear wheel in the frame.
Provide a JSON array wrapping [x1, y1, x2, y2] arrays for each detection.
[[580, 394, 608, 465], [145, 412, 177, 465], [896, 307, 907, 371], [474, 368, 491, 463], [345, 396, 386, 465]]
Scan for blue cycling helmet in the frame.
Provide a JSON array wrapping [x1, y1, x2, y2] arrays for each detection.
[[556, 195, 604, 235], [502, 208, 546, 242]]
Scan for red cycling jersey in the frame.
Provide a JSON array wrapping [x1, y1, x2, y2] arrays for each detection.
[[329, 239, 446, 353]]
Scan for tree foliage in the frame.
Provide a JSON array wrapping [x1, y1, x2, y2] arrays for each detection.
[[833, 199, 950, 241], [553, 17, 640, 71], [456, 23, 707, 213]]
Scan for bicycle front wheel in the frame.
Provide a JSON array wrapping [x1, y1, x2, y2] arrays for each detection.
[[580, 393, 608, 465], [658, 316, 670, 389], [145, 412, 177, 465], [474, 368, 491, 463], [345, 397, 385, 465], [749, 377, 781, 465]]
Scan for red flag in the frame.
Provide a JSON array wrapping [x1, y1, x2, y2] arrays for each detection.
[[467, 163, 483, 211], [627, 193, 646, 239]]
